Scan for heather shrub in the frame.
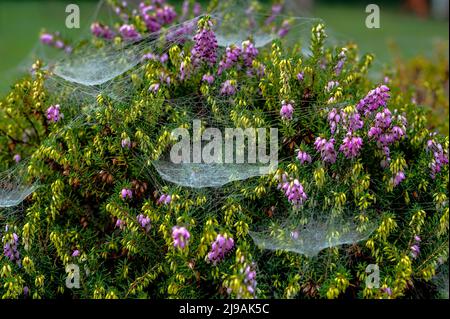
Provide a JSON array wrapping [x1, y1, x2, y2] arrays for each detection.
[[0, 0, 448, 299]]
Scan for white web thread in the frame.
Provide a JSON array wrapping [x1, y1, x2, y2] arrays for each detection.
[[249, 209, 378, 258], [0, 161, 38, 208]]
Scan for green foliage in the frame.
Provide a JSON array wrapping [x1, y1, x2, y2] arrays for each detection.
[[0, 8, 448, 300]]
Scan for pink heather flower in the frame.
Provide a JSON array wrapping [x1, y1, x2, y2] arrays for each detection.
[[279, 177, 308, 208], [297, 150, 312, 164], [142, 53, 158, 61], [120, 188, 133, 200], [220, 80, 237, 96], [410, 244, 420, 259], [425, 138, 448, 179], [191, 18, 218, 67], [179, 61, 189, 80], [3, 232, 20, 265], [342, 112, 364, 133], [325, 81, 339, 92], [91, 22, 115, 40], [71, 250, 80, 257], [265, 4, 282, 25], [297, 72, 304, 81], [314, 137, 337, 164], [115, 219, 125, 230], [121, 138, 131, 148], [142, 14, 161, 32], [137, 214, 151, 232], [242, 40, 258, 67], [277, 20, 291, 38], [181, 0, 189, 20], [172, 226, 190, 249], [202, 74, 214, 84], [392, 171, 405, 187], [46, 104, 63, 123], [13, 154, 21, 163], [149, 83, 160, 93], [40, 33, 54, 45], [157, 194, 172, 205], [155, 5, 177, 25], [207, 234, 234, 265], [328, 108, 341, 134], [160, 53, 168, 63], [356, 85, 390, 116], [218, 45, 241, 75], [339, 135, 363, 158], [243, 263, 257, 296], [280, 101, 294, 120], [119, 24, 141, 41], [414, 235, 421, 243], [334, 49, 347, 75], [193, 2, 201, 16], [382, 287, 392, 296]]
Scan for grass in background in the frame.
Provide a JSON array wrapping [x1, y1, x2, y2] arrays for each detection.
[[0, 0, 448, 93]]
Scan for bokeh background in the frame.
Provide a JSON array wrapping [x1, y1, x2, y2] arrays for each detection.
[[0, 0, 448, 95]]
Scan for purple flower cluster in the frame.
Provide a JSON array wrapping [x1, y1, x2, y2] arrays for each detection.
[[297, 150, 312, 164], [314, 137, 337, 163], [278, 174, 308, 208], [202, 74, 214, 84], [91, 23, 115, 40], [121, 138, 131, 148], [121, 188, 133, 200], [367, 107, 406, 165], [138, 2, 176, 32], [157, 194, 172, 205], [242, 40, 258, 67], [280, 101, 294, 120], [46, 104, 63, 123], [155, 5, 177, 25], [243, 263, 257, 296], [327, 108, 341, 134], [410, 235, 421, 259], [297, 72, 304, 81], [172, 226, 190, 249], [207, 234, 234, 265], [339, 134, 363, 159], [119, 24, 141, 41], [341, 111, 364, 134], [191, 18, 218, 67], [3, 231, 20, 265], [218, 45, 241, 75], [220, 80, 237, 96], [334, 49, 347, 75], [426, 138, 449, 179], [325, 81, 339, 92], [40, 33, 72, 53], [356, 85, 390, 117], [391, 171, 406, 187], [137, 214, 151, 232]]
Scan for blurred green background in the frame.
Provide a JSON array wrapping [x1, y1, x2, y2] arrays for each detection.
[[0, 0, 448, 94]]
